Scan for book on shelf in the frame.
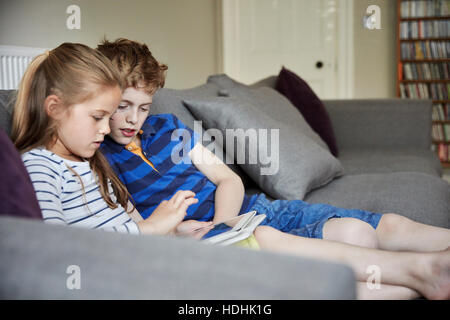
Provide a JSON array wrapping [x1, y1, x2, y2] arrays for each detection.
[[400, 20, 450, 39], [399, 82, 450, 99], [400, 41, 449, 60], [403, 62, 450, 80], [401, 0, 450, 18], [437, 143, 450, 162], [432, 103, 450, 120], [432, 123, 450, 141], [431, 143, 450, 162]]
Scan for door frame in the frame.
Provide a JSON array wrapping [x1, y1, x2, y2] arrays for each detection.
[[217, 0, 354, 99]]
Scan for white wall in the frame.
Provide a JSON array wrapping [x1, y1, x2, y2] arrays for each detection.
[[0, 0, 220, 89], [353, 0, 397, 98]]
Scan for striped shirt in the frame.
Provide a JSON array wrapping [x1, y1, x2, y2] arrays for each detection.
[[101, 113, 257, 221], [22, 148, 140, 234]]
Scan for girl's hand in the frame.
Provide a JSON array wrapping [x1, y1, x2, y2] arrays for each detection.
[[137, 190, 198, 235], [175, 220, 214, 239]]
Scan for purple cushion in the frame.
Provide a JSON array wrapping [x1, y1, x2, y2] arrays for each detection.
[[275, 67, 339, 157], [0, 128, 42, 219]]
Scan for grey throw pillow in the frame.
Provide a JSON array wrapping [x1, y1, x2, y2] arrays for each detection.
[[207, 74, 330, 151], [183, 96, 343, 200]]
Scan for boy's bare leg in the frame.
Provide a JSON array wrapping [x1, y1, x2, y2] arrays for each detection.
[[375, 213, 450, 252], [321, 214, 450, 252], [356, 282, 420, 300], [254, 226, 450, 300], [323, 217, 428, 299]]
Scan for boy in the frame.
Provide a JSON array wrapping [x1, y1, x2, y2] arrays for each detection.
[[98, 38, 450, 299]]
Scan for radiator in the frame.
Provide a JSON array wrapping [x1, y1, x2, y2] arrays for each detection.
[[0, 46, 47, 90]]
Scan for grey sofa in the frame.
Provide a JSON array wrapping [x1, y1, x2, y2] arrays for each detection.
[[152, 75, 449, 228], [0, 73, 449, 300]]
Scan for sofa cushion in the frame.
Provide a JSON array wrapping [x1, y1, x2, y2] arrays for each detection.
[[0, 128, 42, 219], [0, 216, 356, 299], [250, 75, 278, 89], [184, 96, 343, 200], [275, 67, 338, 156], [207, 74, 330, 151], [338, 149, 442, 177], [304, 172, 450, 228], [151, 84, 219, 128]]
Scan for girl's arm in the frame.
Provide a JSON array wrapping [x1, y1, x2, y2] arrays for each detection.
[[134, 190, 199, 235], [189, 143, 245, 224]]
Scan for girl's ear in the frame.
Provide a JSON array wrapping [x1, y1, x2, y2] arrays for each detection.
[[44, 95, 65, 120]]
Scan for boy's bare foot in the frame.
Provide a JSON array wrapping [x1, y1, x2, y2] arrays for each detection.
[[413, 248, 450, 300]]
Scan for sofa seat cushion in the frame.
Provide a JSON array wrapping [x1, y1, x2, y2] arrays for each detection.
[[338, 149, 443, 177], [304, 172, 450, 228]]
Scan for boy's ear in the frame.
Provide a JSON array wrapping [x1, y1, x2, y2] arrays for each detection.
[[44, 95, 65, 120]]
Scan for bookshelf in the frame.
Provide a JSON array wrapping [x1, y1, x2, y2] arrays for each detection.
[[397, 0, 450, 168]]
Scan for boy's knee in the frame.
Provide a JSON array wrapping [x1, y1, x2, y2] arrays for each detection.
[[377, 213, 411, 236], [324, 218, 379, 249], [346, 219, 379, 249]]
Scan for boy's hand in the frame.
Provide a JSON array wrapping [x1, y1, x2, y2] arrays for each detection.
[[175, 220, 214, 239], [137, 190, 198, 235]]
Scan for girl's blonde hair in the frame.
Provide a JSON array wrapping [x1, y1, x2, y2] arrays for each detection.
[[11, 42, 132, 212]]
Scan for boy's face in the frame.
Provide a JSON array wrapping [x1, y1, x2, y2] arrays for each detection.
[[109, 87, 153, 145]]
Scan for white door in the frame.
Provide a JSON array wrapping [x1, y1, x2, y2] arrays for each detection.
[[222, 0, 344, 99]]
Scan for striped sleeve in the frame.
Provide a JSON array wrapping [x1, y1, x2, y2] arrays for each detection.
[[98, 201, 141, 235], [23, 157, 66, 225], [101, 219, 140, 235]]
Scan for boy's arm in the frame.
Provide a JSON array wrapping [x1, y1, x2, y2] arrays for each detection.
[[189, 143, 245, 223]]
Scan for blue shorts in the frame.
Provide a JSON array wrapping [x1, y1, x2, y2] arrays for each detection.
[[248, 194, 383, 239]]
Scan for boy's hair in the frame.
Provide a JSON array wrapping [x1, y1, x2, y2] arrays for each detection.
[[11, 42, 132, 212], [97, 38, 168, 95]]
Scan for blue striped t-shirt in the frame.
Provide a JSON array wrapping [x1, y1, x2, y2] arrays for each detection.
[[101, 113, 257, 221]]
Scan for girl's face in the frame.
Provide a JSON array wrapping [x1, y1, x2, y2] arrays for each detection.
[[50, 86, 122, 161], [108, 87, 153, 146]]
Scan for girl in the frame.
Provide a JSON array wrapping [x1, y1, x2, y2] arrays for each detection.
[[11, 42, 211, 237]]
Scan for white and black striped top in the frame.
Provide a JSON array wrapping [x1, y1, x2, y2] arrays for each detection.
[[22, 147, 140, 235]]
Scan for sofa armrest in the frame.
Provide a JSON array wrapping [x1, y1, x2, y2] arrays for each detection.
[[0, 216, 356, 299], [322, 99, 433, 151]]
